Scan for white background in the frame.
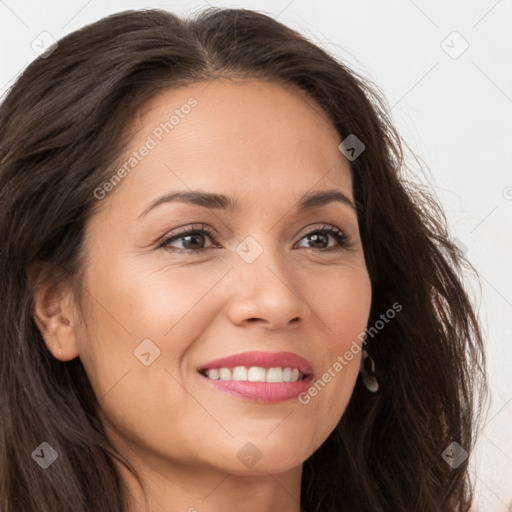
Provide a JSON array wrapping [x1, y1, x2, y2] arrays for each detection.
[[1, 1, 511, 510]]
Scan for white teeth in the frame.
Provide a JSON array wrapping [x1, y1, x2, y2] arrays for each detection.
[[247, 366, 266, 382], [219, 368, 231, 380], [207, 368, 220, 380], [266, 367, 283, 382], [203, 366, 303, 383], [232, 366, 247, 381]]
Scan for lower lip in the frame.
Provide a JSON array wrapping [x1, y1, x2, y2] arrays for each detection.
[[198, 372, 313, 403]]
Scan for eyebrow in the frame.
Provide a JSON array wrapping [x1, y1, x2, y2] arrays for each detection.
[[137, 188, 356, 219]]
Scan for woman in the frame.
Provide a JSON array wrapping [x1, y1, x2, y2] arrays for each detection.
[[0, 7, 488, 512]]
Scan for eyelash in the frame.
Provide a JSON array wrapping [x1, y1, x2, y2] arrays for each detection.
[[158, 223, 350, 255]]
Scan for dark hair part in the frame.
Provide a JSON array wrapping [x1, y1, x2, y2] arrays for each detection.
[[0, 7, 488, 512]]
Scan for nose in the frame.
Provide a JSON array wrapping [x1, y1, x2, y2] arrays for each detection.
[[225, 243, 311, 330]]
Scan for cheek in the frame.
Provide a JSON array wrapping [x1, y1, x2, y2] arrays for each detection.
[[75, 262, 221, 454], [313, 264, 372, 346], [83, 256, 224, 340], [76, 258, 228, 398], [297, 266, 371, 440]]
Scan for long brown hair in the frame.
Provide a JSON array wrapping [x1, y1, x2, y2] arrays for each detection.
[[0, 8, 488, 511]]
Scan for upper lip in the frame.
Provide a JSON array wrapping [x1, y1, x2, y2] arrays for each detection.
[[197, 350, 313, 376]]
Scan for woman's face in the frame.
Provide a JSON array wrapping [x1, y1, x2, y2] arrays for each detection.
[[70, 79, 372, 477]]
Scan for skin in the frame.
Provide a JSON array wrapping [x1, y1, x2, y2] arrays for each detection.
[[30, 79, 372, 512]]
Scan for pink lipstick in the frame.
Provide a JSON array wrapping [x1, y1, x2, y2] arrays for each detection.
[[196, 350, 313, 403]]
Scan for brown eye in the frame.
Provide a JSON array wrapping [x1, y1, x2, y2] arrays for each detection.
[[297, 225, 349, 251], [160, 226, 217, 254], [159, 223, 350, 255]]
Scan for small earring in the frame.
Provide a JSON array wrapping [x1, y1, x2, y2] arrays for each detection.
[[58, 346, 62, 356], [360, 347, 379, 392]]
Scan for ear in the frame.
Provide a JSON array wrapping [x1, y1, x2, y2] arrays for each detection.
[[27, 262, 80, 361]]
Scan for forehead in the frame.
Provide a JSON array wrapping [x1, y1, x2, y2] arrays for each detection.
[[95, 79, 353, 220], [136, 78, 336, 138]]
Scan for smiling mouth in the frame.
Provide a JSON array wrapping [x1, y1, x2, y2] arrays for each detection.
[[198, 366, 307, 383]]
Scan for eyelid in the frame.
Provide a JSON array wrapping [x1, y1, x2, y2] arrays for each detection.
[[297, 224, 351, 250], [159, 222, 351, 253], [158, 223, 221, 248]]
